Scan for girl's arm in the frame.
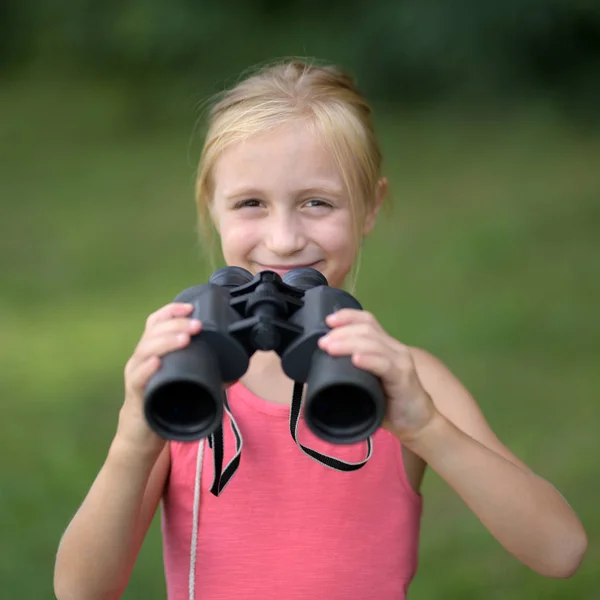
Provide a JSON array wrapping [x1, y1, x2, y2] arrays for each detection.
[[319, 309, 588, 578], [406, 348, 587, 578], [53, 440, 170, 600], [55, 301, 200, 600]]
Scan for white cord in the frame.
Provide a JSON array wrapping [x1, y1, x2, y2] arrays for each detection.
[[188, 439, 204, 600]]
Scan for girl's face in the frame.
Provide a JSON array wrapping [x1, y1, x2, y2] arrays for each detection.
[[210, 120, 378, 289]]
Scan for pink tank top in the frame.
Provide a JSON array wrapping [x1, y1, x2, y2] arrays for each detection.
[[161, 382, 422, 600]]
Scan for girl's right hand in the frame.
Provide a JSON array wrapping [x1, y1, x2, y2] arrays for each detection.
[[116, 302, 203, 458]]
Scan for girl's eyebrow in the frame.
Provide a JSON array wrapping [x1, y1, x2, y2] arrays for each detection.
[[224, 184, 344, 200], [224, 187, 265, 200], [299, 186, 344, 198]]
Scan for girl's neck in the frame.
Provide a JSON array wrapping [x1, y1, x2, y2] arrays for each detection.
[[239, 351, 296, 405]]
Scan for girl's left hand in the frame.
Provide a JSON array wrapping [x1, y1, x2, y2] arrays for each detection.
[[318, 308, 439, 442]]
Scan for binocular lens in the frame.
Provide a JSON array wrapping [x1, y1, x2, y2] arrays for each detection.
[[148, 382, 218, 437], [303, 351, 385, 444], [144, 338, 226, 441], [306, 384, 379, 441]]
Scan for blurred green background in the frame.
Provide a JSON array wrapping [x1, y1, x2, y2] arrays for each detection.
[[1, 1, 599, 598]]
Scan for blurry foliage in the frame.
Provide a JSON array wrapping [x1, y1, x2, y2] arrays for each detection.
[[1, 0, 599, 115]]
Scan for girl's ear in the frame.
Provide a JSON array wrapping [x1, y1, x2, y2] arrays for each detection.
[[362, 177, 388, 237]]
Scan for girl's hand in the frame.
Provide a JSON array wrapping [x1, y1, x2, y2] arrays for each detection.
[[118, 302, 203, 456], [318, 309, 438, 443]]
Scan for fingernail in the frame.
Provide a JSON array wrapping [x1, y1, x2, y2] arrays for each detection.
[[189, 319, 201, 330]]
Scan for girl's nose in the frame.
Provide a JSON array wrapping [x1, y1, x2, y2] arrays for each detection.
[[265, 213, 307, 256]]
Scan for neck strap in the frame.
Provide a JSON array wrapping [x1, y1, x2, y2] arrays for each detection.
[[208, 383, 372, 497]]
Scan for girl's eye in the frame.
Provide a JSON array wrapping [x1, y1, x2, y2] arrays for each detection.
[[233, 198, 333, 210], [235, 199, 262, 209], [305, 198, 332, 209]]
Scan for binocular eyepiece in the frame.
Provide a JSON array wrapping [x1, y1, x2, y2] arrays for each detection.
[[144, 267, 385, 445]]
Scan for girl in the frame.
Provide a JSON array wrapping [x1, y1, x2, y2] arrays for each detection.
[[54, 60, 587, 600]]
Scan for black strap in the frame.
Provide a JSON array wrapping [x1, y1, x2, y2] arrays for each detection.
[[208, 382, 372, 497], [289, 381, 372, 471], [209, 392, 243, 497]]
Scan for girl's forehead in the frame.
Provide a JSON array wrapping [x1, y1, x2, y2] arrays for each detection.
[[213, 123, 345, 193], [220, 121, 328, 160]]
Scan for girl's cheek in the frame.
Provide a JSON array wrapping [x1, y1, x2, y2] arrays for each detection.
[[222, 225, 260, 252], [221, 218, 247, 239]]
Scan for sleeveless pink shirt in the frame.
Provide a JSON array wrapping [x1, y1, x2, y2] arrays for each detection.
[[161, 382, 422, 600]]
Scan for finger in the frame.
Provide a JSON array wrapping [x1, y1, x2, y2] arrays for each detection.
[[320, 323, 382, 343], [135, 330, 196, 362], [351, 352, 395, 380], [326, 309, 381, 329], [318, 333, 386, 357], [131, 318, 201, 361], [320, 325, 399, 358], [126, 355, 161, 392], [148, 317, 201, 337], [146, 302, 194, 328]]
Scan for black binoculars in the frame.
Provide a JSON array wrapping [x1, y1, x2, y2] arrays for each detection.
[[144, 266, 385, 445]]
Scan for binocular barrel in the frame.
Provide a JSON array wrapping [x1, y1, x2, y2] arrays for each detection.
[[144, 267, 385, 444], [303, 350, 385, 445], [144, 336, 225, 441]]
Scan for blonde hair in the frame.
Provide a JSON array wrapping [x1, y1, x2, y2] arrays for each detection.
[[194, 59, 384, 291]]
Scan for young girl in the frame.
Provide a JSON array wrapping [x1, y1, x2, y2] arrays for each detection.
[[54, 60, 587, 600]]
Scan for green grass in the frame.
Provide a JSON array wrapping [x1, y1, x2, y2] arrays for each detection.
[[1, 76, 598, 598]]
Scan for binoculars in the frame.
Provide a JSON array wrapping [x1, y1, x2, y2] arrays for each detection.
[[144, 266, 385, 445]]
